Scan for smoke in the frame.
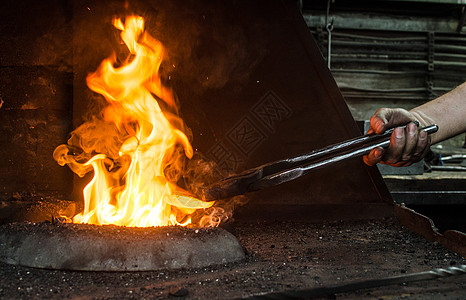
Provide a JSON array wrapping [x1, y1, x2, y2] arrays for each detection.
[[35, 0, 269, 91], [139, 0, 269, 93]]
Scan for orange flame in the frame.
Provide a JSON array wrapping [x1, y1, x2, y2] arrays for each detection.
[[54, 16, 214, 227]]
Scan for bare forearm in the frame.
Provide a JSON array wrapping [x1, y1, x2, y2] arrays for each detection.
[[410, 82, 466, 144]]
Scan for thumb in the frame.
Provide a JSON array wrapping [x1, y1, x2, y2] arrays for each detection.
[[369, 108, 392, 134]]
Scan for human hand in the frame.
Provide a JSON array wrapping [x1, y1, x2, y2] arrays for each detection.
[[363, 108, 430, 167]]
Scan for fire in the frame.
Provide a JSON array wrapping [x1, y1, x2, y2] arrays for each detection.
[[54, 15, 215, 227]]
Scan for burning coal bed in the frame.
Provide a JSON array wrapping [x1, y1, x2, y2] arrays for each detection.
[[0, 222, 244, 271]]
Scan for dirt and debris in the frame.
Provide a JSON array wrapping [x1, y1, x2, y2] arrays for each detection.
[[0, 218, 464, 299]]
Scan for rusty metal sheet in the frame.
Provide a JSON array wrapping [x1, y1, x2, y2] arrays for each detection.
[[395, 204, 466, 257]]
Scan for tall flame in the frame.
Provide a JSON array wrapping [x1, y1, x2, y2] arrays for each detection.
[[54, 16, 214, 227]]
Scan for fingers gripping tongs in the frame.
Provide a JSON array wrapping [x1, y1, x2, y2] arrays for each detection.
[[196, 123, 438, 201]]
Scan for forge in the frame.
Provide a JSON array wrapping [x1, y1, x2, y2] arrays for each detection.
[[0, 0, 466, 298], [0, 223, 244, 271]]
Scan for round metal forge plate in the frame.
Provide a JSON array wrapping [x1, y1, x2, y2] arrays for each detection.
[[0, 222, 245, 271]]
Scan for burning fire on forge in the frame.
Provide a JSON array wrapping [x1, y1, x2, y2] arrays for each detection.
[[54, 16, 222, 228]]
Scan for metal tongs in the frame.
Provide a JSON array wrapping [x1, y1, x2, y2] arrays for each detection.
[[196, 123, 438, 201]]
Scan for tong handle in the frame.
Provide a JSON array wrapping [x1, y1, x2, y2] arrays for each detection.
[[248, 124, 439, 192], [244, 121, 420, 180]]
